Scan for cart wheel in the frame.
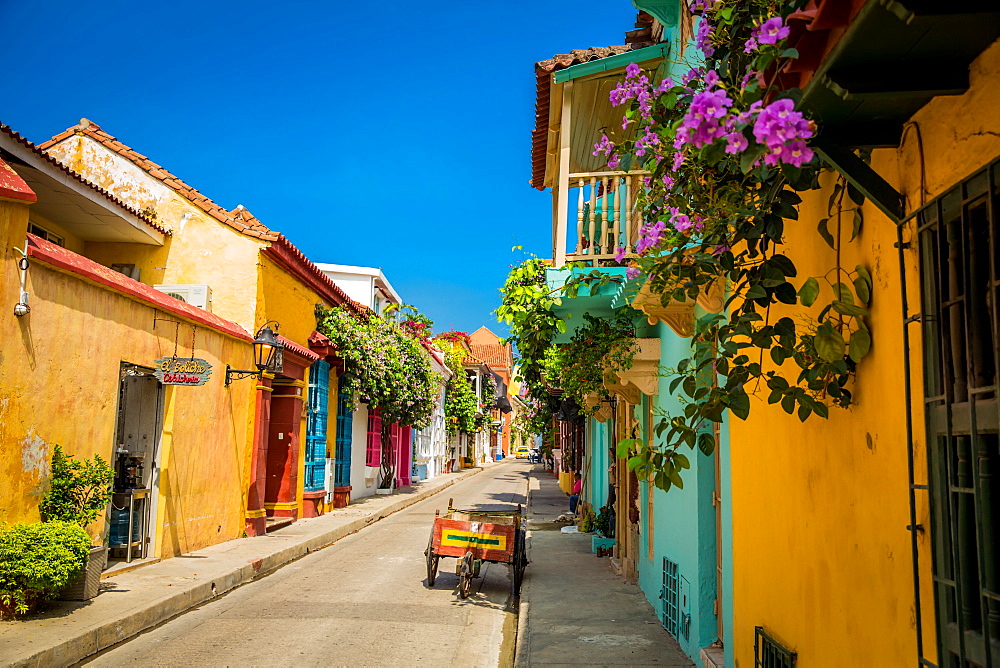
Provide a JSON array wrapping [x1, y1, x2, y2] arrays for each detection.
[[511, 529, 527, 596], [426, 551, 440, 586], [458, 552, 473, 599]]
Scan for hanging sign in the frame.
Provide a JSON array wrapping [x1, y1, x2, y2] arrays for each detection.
[[153, 357, 213, 386]]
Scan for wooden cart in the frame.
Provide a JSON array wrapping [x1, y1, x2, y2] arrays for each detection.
[[424, 498, 527, 599]]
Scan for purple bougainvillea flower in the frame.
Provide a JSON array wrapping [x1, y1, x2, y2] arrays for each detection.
[[682, 67, 703, 86], [615, 246, 627, 263], [744, 37, 758, 53], [725, 132, 749, 154], [671, 151, 685, 172], [626, 62, 642, 79], [672, 213, 693, 233], [780, 140, 814, 167], [662, 174, 675, 189], [654, 77, 675, 94], [703, 69, 720, 89], [626, 266, 642, 279], [696, 18, 715, 57], [757, 17, 790, 45]]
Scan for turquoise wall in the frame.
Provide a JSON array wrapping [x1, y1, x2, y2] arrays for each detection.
[[585, 417, 612, 513], [635, 322, 718, 662]]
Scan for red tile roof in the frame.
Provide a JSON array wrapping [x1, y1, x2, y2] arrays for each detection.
[[26, 233, 251, 342], [1, 124, 168, 235], [40, 119, 276, 240], [531, 14, 657, 190], [0, 156, 36, 202], [470, 343, 512, 370]]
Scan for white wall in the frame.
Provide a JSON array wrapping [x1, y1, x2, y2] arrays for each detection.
[[350, 403, 379, 500]]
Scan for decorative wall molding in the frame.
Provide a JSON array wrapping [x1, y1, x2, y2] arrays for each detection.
[[630, 279, 724, 338]]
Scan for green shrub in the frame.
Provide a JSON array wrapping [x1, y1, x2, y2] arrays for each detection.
[[0, 521, 90, 614], [38, 444, 114, 532]]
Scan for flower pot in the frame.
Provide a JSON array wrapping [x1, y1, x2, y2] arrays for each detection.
[[60, 545, 106, 601]]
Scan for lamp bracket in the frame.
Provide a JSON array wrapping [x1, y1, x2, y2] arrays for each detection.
[[225, 365, 263, 387]]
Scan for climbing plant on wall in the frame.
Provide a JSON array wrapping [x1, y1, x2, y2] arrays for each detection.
[[591, 0, 874, 490], [315, 305, 437, 488]]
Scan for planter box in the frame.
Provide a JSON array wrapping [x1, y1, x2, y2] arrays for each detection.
[[60, 545, 106, 601], [592, 536, 616, 553]]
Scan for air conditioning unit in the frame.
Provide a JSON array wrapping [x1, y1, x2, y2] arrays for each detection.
[[153, 284, 213, 311]]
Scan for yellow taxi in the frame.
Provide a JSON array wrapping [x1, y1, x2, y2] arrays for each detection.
[[514, 446, 531, 459]]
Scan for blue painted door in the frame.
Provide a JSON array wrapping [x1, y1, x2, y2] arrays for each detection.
[[334, 384, 353, 487], [305, 360, 330, 492]]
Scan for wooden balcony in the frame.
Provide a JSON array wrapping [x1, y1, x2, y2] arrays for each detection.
[[553, 170, 649, 267]]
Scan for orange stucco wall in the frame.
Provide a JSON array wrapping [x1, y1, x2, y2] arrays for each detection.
[[729, 38, 1000, 667], [0, 198, 255, 558]]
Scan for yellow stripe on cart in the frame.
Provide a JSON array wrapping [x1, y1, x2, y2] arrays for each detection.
[[440, 529, 507, 551]]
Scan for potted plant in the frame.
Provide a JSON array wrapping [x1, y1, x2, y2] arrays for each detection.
[[38, 445, 114, 601], [0, 521, 91, 617]]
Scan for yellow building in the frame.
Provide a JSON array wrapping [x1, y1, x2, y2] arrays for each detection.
[[728, 10, 1000, 667], [0, 125, 256, 561], [41, 120, 364, 533]]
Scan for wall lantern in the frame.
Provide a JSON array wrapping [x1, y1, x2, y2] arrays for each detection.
[[226, 321, 281, 386]]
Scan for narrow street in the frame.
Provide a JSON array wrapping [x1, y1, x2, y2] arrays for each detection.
[[81, 462, 530, 667]]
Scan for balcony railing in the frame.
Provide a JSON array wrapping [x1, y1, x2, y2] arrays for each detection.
[[554, 170, 649, 267]]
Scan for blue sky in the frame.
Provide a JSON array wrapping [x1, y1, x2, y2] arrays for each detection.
[[2, 1, 638, 336]]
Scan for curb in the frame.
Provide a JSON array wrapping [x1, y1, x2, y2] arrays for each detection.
[[513, 472, 533, 668], [9, 466, 488, 668]]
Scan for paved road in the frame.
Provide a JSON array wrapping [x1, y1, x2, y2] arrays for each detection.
[[82, 461, 531, 667]]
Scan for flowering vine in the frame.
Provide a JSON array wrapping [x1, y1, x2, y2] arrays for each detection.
[[592, 0, 873, 490], [316, 305, 437, 488]]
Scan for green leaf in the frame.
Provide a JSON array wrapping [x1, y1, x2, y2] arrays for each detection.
[[740, 144, 766, 174], [728, 391, 751, 420], [814, 329, 847, 362], [851, 208, 863, 241], [674, 453, 690, 469], [745, 284, 767, 300], [849, 327, 872, 363], [627, 455, 645, 472], [832, 300, 869, 317], [556, 319, 567, 333], [798, 277, 820, 307], [853, 277, 870, 305], [832, 283, 854, 304], [847, 182, 866, 207], [616, 439, 634, 459], [780, 48, 799, 59], [817, 218, 835, 249]]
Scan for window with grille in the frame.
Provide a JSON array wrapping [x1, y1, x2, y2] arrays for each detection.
[[366, 411, 382, 467], [917, 157, 1000, 668], [754, 626, 796, 668], [662, 557, 680, 638], [334, 384, 353, 487]]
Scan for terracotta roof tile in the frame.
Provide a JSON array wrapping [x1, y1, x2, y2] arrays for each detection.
[[470, 341, 513, 370], [40, 119, 278, 241], [1, 124, 169, 235]]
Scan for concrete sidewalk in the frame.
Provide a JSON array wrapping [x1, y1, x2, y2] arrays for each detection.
[[0, 465, 490, 667], [516, 466, 693, 667]]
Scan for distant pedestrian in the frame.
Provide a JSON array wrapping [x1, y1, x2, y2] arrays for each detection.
[[568, 471, 582, 514]]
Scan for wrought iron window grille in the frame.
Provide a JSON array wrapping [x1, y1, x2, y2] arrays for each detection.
[[754, 626, 796, 668]]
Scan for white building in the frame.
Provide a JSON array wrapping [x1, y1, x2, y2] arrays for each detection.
[[315, 263, 452, 500]]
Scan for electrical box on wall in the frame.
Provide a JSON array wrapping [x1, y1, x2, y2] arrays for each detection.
[[153, 284, 213, 311]]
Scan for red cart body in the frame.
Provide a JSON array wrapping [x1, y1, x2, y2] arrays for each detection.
[[431, 517, 517, 563]]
